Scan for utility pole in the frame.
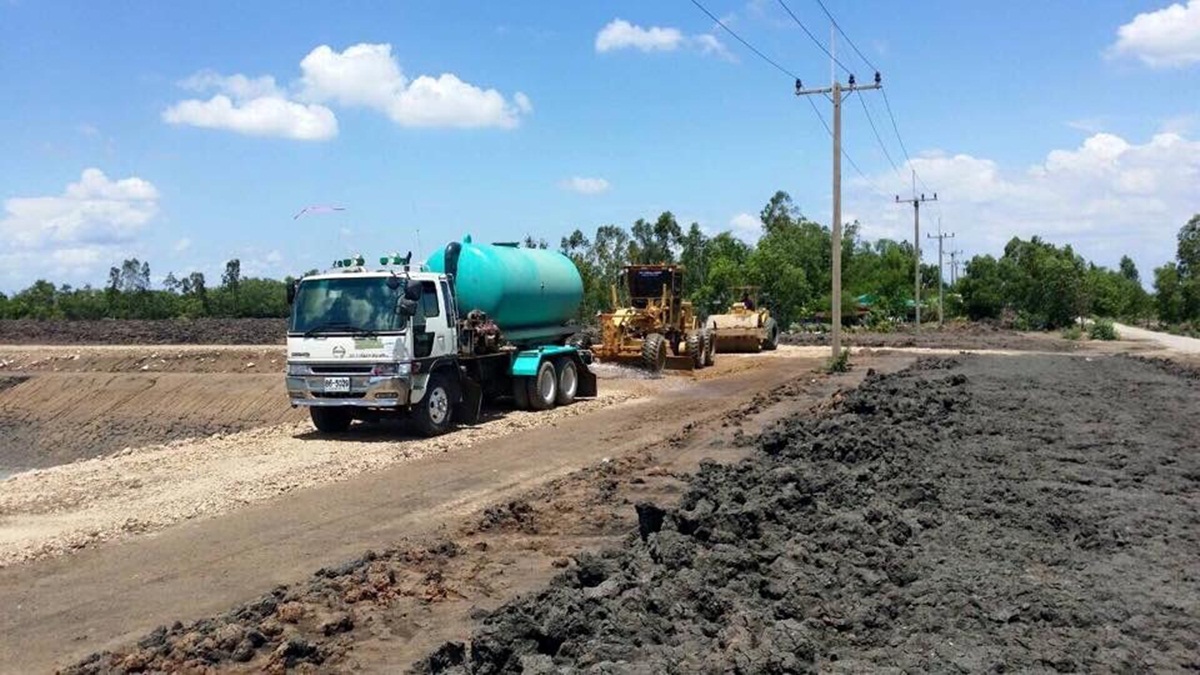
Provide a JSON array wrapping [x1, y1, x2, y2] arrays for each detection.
[[927, 219, 954, 327], [949, 249, 963, 285], [797, 70, 881, 359], [895, 178, 936, 330]]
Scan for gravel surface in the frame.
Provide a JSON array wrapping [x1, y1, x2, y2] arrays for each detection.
[[416, 354, 1200, 672], [0, 392, 640, 567]]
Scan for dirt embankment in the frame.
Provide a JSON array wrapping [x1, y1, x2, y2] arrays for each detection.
[[0, 318, 286, 345], [412, 354, 1199, 672], [782, 321, 1079, 352]]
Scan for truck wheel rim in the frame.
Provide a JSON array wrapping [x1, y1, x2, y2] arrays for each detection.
[[429, 387, 449, 424], [560, 365, 577, 397], [538, 369, 555, 402]]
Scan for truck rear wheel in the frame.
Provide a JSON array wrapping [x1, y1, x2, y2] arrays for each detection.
[[526, 360, 558, 411], [555, 358, 577, 406], [413, 372, 457, 436], [310, 407, 352, 433], [641, 333, 667, 373]]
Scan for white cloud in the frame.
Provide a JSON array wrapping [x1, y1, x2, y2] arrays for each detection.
[[1111, 0, 1200, 67], [560, 176, 611, 195], [173, 237, 192, 253], [848, 131, 1200, 275], [729, 212, 760, 236], [164, 43, 529, 139], [0, 169, 160, 283], [298, 43, 530, 129], [595, 18, 728, 58], [163, 71, 338, 141], [596, 19, 684, 52]]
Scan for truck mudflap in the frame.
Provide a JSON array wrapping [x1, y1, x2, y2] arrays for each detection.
[[455, 376, 484, 424], [511, 346, 597, 399]]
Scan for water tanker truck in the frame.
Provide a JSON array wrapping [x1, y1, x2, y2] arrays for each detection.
[[285, 235, 597, 436]]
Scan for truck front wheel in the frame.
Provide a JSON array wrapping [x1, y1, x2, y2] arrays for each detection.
[[413, 372, 457, 436], [526, 360, 558, 411], [310, 407, 352, 433]]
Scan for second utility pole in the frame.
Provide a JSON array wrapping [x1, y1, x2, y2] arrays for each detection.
[[896, 178, 936, 330], [927, 219, 954, 327], [797, 71, 881, 358]]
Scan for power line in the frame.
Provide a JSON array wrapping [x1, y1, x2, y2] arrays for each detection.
[[812, 0, 877, 73], [688, 0, 800, 80], [776, 0, 852, 74], [805, 95, 889, 196], [686, 0, 884, 196], [857, 91, 902, 182]]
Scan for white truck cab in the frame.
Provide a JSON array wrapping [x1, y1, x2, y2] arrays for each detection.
[[286, 255, 460, 434]]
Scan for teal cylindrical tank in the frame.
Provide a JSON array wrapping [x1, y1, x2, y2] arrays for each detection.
[[426, 235, 583, 331]]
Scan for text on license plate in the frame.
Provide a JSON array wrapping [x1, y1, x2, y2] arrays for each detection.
[[323, 377, 351, 393]]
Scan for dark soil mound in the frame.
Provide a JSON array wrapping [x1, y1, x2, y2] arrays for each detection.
[[0, 318, 286, 345], [420, 354, 1200, 672], [781, 322, 1077, 352]]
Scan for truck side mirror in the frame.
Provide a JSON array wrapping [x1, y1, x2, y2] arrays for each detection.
[[286, 282, 297, 305], [404, 283, 422, 302], [397, 298, 418, 316], [386, 275, 402, 291]]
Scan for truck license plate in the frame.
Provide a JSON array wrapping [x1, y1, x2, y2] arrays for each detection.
[[323, 377, 351, 393]]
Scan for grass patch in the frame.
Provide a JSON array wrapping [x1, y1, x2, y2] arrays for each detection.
[[1061, 325, 1082, 341]]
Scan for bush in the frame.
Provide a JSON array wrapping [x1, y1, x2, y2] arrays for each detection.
[[826, 348, 851, 373], [1061, 325, 1082, 340], [1089, 318, 1118, 341]]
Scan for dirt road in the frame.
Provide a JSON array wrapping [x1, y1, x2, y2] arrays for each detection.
[[0, 347, 839, 672], [1114, 322, 1200, 354]]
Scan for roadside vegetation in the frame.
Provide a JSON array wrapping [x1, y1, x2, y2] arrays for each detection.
[[0, 195, 1196, 337]]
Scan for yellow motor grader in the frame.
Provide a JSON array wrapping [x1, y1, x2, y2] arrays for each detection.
[[709, 286, 779, 353], [592, 264, 714, 373]]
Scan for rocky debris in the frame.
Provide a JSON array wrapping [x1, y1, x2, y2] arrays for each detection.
[[417, 354, 1200, 673], [62, 542, 464, 674], [781, 321, 1078, 352]]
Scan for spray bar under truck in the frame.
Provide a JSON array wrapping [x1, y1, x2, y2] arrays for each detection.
[[285, 236, 597, 436]]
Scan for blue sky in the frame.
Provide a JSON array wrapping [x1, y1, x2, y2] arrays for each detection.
[[1, 0, 1198, 291]]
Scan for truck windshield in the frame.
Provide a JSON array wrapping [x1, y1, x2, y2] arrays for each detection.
[[290, 277, 407, 335]]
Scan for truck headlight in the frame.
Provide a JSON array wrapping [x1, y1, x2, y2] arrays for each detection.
[[286, 363, 309, 376], [372, 362, 411, 377]]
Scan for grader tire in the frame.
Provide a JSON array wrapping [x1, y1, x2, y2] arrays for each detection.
[[641, 333, 668, 373], [702, 330, 716, 367], [687, 332, 703, 369]]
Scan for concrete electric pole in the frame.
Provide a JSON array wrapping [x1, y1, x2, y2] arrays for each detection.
[[796, 71, 882, 358], [927, 220, 954, 327], [949, 249, 964, 285], [895, 180, 937, 330]]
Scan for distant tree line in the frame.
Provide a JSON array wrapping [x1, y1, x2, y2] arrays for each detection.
[[957, 214, 1198, 331], [0, 258, 297, 320], [0, 192, 1195, 334]]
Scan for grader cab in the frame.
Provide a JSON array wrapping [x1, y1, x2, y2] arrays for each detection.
[[709, 286, 779, 353], [593, 265, 715, 373]]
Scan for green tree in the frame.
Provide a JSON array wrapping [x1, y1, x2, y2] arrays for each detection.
[[1154, 263, 1184, 324], [958, 255, 1005, 320], [1177, 214, 1200, 278], [1119, 255, 1139, 283]]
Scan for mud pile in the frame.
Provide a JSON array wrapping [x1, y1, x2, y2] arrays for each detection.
[[0, 318, 285, 345], [781, 321, 1076, 352], [421, 355, 1200, 672]]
